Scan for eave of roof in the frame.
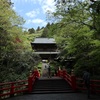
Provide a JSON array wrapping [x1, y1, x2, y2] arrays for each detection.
[[31, 38, 56, 44]]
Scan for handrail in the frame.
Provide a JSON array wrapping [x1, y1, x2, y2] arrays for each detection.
[[0, 70, 40, 99], [0, 80, 28, 86], [76, 78, 100, 93], [0, 80, 28, 98], [57, 70, 76, 91], [57, 69, 100, 94]]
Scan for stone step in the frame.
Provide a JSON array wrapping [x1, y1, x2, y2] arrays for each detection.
[[32, 77, 73, 94], [31, 90, 74, 94]]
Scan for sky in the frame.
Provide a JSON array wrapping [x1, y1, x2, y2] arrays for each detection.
[[11, 0, 56, 30]]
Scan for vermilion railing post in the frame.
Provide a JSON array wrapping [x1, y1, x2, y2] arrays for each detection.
[[34, 70, 40, 78], [71, 75, 76, 90], [63, 70, 66, 79], [71, 69, 76, 91], [57, 67, 61, 77], [10, 83, 14, 97], [28, 72, 33, 93]]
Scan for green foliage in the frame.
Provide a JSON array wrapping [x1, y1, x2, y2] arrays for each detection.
[[0, 0, 41, 82], [1, 0, 100, 81], [28, 28, 35, 34], [41, 23, 58, 38], [48, 0, 100, 78], [41, 27, 49, 37], [36, 26, 40, 31]]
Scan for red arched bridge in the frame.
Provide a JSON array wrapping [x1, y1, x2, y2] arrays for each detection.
[[0, 69, 100, 99]]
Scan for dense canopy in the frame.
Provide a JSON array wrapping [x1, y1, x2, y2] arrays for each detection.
[[0, 0, 100, 82]]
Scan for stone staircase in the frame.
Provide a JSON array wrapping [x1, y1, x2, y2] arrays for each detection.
[[32, 77, 74, 94]]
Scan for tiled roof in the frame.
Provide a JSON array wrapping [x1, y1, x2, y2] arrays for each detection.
[[31, 38, 56, 44]]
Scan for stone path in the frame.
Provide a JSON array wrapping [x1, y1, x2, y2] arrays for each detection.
[[41, 62, 48, 77], [5, 93, 100, 100]]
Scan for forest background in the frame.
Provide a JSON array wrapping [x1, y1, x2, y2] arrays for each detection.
[[0, 0, 100, 82]]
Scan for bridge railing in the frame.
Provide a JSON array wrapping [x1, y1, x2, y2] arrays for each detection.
[[76, 78, 100, 94], [28, 70, 40, 92], [0, 70, 40, 99], [57, 69, 76, 91], [0, 80, 28, 99], [57, 69, 100, 93]]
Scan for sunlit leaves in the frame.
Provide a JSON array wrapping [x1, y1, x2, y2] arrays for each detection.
[[51, 0, 100, 77], [0, 0, 41, 82]]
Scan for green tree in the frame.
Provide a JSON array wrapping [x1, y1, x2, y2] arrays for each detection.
[[51, 0, 100, 77], [0, 0, 41, 82], [46, 22, 51, 28], [28, 28, 35, 34], [41, 27, 49, 37], [36, 26, 40, 31]]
